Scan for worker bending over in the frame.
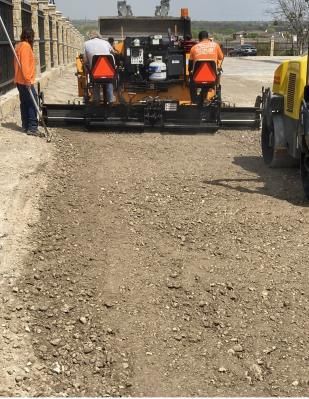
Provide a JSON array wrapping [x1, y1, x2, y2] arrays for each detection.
[[84, 31, 115, 103]]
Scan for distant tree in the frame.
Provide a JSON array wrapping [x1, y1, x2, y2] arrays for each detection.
[[247, 33, 259, 39], [270, 0, 309, 54]]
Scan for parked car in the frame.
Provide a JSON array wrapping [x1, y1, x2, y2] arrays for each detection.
[[229, 44, 257, 57]]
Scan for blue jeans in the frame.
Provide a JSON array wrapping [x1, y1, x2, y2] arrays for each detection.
[[17, 84, 38, 132], [105, 83, 114, 102], [93, 83, 114, 103]]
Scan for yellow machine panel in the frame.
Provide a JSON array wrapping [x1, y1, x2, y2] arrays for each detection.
[[272, 60, 289, 94], [76, 55, 87, 97], [261, 54, 309, 198], [272, 56, 307, 120]]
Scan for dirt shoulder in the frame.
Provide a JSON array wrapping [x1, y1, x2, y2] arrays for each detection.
[[0, 126, 54, 395], [0, 66, 74, 395]]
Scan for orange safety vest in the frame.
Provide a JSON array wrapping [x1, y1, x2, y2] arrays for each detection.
[[14, 41, 36, 85], [189, 39, 224, 67]]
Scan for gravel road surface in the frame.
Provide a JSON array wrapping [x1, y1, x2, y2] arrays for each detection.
[[1, 57, 309, 396]]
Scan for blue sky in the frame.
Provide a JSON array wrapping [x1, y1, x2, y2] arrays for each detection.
[[55, 0, 269, 21]]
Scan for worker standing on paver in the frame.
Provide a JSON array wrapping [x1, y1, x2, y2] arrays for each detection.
[[14, 28, 39, 136], [84, 31, 115, 103]]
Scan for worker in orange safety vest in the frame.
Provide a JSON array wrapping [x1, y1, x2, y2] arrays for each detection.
[[189, 30, 224, 74], [188, 31, 224, 104], [14, 28, 39, 135]]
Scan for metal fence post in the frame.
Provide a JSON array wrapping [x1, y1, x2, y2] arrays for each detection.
[[38, 0, 50, 70], [30, 0, 41, 75], [21, 0, 32, 30], [38, 7, 46, 72], [0, 0, 14, 93]]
